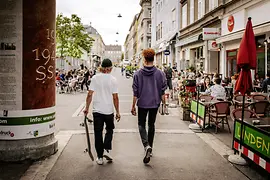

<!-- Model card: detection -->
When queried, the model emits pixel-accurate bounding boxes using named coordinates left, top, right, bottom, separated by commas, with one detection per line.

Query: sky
left=56, top=0, right=141, bottom=47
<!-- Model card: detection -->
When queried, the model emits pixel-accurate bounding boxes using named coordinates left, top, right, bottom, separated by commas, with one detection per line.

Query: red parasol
left=234, top=17, right=257, bottom=95
left=234, top=18, right=257, bottom=160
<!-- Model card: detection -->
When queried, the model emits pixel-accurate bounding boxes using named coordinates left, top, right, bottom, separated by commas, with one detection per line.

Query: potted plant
left=178, top=91, right=193, bottom=121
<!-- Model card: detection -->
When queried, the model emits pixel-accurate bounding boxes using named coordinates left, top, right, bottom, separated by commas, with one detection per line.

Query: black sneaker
left=143, top=146, right=152, bottom=164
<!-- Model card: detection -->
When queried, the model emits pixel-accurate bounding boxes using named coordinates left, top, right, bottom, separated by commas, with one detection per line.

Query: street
left=20, top=68, right=256, bottom=180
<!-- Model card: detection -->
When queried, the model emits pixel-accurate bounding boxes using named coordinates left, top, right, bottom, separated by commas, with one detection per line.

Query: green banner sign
left=0, top=113, right=55, bottom=126
left=234, top=121, right=270, bottom=159
left=191, top=100, right=205, bottom=118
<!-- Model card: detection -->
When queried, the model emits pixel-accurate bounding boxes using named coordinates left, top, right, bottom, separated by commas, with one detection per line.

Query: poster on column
left=0, top=0, right=56, bottom=140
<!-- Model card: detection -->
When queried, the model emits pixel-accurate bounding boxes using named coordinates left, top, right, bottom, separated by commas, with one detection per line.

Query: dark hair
left=215, top=78, right=222, bottom=84
left=142, top=48, right=155, bottom=62
left=204, top=76, right=210, bottom=81
left=267, top=72, right=270, bottom=77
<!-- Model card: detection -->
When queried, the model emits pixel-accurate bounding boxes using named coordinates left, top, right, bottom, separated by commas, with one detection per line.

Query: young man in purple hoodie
left=131, top=48, right=167, bottom=164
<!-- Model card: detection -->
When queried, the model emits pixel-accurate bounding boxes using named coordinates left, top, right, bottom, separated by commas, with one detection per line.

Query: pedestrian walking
left=131, top=48, right=167, bottom=164
left=81, top=67, right=90, bottom=91
left=84, top=59, right=121, bottom=165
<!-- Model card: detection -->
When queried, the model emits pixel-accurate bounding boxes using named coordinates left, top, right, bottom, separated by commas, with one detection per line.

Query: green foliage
left=56, top=14, right=94, bottom=59
left=125, top=65, right=139, bottom=72
left=121, top=53, right=124, bottom=61
left=188, top=66, right=195, bottom=72
left=178, top=91, right=193, bottom=108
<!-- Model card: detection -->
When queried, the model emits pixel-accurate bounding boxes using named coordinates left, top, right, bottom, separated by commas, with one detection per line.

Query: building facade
left=151, top=0, right=180, bottom=67
left=178, top=0, right=270, bottom=79
left=217, top=0, right=270, bottom=78
left=104, top=45, right=122, bottom=64
left=124, top=14, right=138, bottom=65
left=124, top=0, right=152, bottom=67
left=178, top=0, right=225, bottom=73
left=84, top=24, right=105, bottom=68
left=56, top=48, right=90, bottom=72
left=136, top=0, right=152, bottom=67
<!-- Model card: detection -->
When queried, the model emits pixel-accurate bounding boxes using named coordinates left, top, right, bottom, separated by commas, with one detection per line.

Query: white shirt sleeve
left=112, top=77, right=118, bottom=94
left=89, top=77, right=96, bottom=91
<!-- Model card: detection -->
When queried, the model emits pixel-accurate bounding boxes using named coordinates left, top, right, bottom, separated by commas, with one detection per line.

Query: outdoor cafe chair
left=231, top=108, right=260, bottom=120
left=247, top=100, right=270, bottom=118
left=251, top=94, right=267, bottom=101
left=233, top=94, right=246, bottom=109
left=209, top=101, right=232, bottom=133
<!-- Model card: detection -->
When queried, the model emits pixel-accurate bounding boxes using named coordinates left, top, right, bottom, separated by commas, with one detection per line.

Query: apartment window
left=149, top=24, right=152, bottom=33
left=156, top=25, right=158, bottom=41
left=182, top=4, right=187, bottom=28
left=148, top=39, right=151, bottom=48
left=198, top=0, right=204, bottom=19
left=209, top=0, right=218, bottom=11
left=160, top=22, right=163, bottom=39
left=172, top=8, right=176, bottom=29
left=149, top=9, right=152, bottom=17
left=190, top=0, right=194, bottom=24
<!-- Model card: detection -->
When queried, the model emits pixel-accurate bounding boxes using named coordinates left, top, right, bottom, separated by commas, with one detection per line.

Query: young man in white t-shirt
left=84, top=59, right=120, bottom=165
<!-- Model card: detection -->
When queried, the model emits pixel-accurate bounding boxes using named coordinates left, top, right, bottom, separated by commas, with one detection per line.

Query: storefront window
left=267, top=42, right=270, bottom=74
left=256, top=35, right=266, bottom=78
left=227, top=50, right=238, bottom=77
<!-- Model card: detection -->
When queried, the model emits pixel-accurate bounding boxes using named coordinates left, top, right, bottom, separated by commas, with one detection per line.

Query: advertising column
left=0, top=0, right=57, bottom=161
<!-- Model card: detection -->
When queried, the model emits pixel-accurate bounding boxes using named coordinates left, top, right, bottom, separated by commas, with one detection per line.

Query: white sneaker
left=143, top=146, right=152, bottom=164
left=103, top=150, right=113, bottom=161
left=96, top=158, right=103, bottom=165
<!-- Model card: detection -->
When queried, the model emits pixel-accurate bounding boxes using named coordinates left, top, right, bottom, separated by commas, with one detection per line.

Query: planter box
left=180, top=107, right=190, bottom=121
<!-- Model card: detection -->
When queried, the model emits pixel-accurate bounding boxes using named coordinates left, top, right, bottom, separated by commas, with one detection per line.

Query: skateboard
left=83, top=116, right=94, bottom=161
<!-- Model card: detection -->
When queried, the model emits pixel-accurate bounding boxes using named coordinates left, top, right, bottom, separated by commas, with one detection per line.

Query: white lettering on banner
left=0, top=120, right=7, bottom=124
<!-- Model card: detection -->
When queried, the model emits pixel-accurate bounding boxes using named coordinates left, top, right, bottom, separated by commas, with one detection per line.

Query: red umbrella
left=234, top=17, right=257, bottom=156
left=235, top=17, right=257, bottom=95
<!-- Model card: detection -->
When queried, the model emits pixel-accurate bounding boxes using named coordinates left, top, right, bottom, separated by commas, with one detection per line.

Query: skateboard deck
left=83, top=116, right=94, bottom=161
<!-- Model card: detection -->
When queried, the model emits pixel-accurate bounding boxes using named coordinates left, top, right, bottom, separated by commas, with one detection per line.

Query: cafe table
left=190, top=99, right=219, bottom=131
left=232, top=117, right=270, bottom=173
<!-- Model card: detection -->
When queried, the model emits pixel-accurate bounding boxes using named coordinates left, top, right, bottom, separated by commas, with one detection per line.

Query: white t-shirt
left=89, top=74, right=118, bottom=115
left=205, top=84, right=226, bottom=100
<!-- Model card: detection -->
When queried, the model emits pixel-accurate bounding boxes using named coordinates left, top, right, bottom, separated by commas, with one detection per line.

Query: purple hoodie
left=132, top=66, right=167, bottom=109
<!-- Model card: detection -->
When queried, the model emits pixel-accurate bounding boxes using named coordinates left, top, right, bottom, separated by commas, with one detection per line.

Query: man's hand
left=116, top=113, right=121, bottom=122
left=131, top=106, right=136, bottom=116
left=83, top=109, right=88, bottom=116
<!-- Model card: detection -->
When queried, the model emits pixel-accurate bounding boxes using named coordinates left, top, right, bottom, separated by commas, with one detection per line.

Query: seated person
left=69, top=75, right=78, bottom=88
left=261, top=72, right=270, bottom=93
left=205, top=78, right=226, bottom=100
left=200, top=76, right=213, bottom=92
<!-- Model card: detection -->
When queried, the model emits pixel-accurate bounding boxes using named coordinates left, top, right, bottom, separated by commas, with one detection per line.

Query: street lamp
left=117, top=14, right=122, bottom=18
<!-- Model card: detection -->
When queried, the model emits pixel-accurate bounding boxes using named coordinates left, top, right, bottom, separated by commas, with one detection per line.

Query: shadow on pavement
left=0, top=160, right=32, bottom=180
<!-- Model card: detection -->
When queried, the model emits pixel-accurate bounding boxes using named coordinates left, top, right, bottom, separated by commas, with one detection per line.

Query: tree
left=56, top=14, right=94, bottom=60
left=121, top=52, right=124, bottom=61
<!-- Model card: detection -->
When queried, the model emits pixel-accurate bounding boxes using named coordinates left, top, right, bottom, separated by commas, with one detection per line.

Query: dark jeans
left=138, top=107, right=159, bottom=148
left=93, top=113, right=115, bottom=158
left=81, top=78, right=89, bottom=91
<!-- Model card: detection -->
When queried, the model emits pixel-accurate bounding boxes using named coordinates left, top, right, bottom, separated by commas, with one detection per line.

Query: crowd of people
left=164, top=67, right=270, bottom=101
left=55, top=65, right=96, bottom=94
